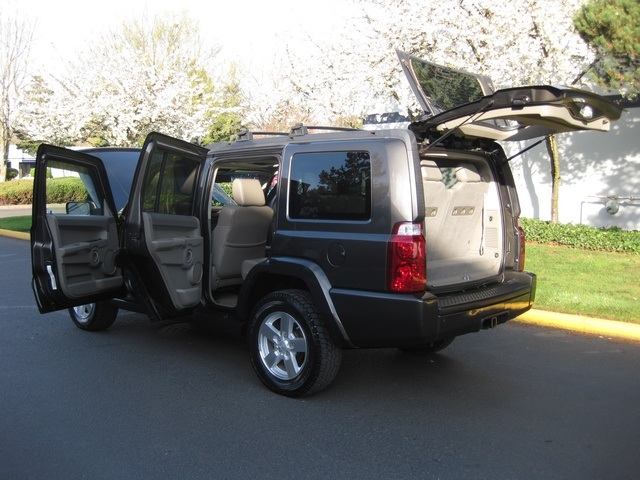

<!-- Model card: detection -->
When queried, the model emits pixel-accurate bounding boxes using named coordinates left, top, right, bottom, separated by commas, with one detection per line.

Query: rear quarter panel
left=272, top=132, right=422, bottom=292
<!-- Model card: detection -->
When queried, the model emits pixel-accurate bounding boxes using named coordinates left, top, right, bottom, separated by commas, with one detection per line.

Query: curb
left=516, top=309, right=640, bottom=342
left=0, top=228, right=29, bottom=241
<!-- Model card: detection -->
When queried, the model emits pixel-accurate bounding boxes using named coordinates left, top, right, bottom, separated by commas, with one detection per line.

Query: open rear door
left=397, top=49, right=624, bottom=142
left=31, top=146, right=123, bottom=313
left=122, top=132, right=208, bottom=317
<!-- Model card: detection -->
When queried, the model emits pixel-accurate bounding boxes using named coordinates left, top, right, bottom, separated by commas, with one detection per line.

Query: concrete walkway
left=3, top=209, right=639, bottom=343
left=0, top=205, right=31, bottom=218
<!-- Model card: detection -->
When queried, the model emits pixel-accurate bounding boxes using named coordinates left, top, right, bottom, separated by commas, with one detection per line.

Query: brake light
left=387, top=222, right=426, bottom=292
left=516, top=218, right=526, bottom=271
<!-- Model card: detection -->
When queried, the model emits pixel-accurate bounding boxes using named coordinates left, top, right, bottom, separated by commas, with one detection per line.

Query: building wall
left=7, top=145, right=35, bottom=178
left=504, top=106, right=640, bottom=230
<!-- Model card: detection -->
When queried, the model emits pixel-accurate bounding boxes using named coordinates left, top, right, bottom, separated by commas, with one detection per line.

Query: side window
left=45, top=160, right=104, bottom=216
left=141, top=150, right=200, bottom=215
left=288, top=151, right=371, bottom=221
left=440, top=167, right=458, bottom=189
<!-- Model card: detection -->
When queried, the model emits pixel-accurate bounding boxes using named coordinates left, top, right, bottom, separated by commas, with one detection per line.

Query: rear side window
left=142, top=151, right=200, bottom=215
left=288, top=151, right=371, bottom=221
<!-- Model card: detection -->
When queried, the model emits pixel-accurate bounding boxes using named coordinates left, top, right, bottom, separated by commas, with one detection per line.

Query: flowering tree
left=19, top=12, right=222, bottom=148
left=0, top=8, right=34, bottom=181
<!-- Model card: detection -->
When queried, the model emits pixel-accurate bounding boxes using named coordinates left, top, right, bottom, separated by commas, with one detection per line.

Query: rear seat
left=421, top=160, right=451, bottom=261
left=438, top=163, right=489, bottom=258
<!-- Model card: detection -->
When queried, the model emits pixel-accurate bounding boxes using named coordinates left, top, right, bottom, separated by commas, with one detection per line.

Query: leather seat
left=211, top=178, right=274, bottom=289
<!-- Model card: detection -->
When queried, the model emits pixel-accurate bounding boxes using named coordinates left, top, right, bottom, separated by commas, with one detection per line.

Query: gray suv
left=31, top=52, right=623, bottom=396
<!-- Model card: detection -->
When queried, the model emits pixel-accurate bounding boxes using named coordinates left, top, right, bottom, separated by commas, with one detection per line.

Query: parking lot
left=1, top=235, right=639, bottom=479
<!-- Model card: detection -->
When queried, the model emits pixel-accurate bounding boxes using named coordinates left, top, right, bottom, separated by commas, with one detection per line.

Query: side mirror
left=66, top=201, right=95, bottom=215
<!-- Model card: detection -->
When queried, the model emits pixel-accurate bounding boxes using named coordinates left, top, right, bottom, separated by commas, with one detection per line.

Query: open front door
left=122, top=132, right=208, bottom=317
left=31, top=146, right=123, bottom=313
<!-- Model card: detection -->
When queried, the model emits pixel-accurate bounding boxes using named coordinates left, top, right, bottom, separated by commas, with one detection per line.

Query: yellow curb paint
left=517, top=310, right=640, bottom=342
left=0, top=229, right=29, bottom=241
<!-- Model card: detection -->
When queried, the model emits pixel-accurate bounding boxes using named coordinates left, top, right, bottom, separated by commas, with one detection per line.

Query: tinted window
left=410, top=58, right=485, bottom=114
left=142, top=150, right=200, bottom=215
left=289, top=151, right=371, bottom=221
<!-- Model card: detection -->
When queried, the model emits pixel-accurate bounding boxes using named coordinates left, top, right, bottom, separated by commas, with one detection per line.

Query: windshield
left=86, top=149, right=140, bottom=212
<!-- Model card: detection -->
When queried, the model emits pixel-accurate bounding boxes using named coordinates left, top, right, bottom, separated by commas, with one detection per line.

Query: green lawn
left=525, top=243, right=640, bottom=323
left=0, top=215, right=30, bottom=232
left=2, top=214, right=638, bottom=323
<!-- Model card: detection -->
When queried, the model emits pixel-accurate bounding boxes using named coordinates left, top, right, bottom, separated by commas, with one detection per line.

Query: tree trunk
left=546, top=134, right=560, bottom=224
left=0, top=135, right=9, bottom=183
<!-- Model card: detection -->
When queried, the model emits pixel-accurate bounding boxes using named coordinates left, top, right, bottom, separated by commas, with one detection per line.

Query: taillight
left=387, top=222, right=426, bottom=292
left=516, top=218, right=526, bottom=271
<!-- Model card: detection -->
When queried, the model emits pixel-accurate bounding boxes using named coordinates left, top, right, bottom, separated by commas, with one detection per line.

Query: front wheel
left=248, top=289, right=342, bottom=397
left=68, top=301, right=118, bottom=331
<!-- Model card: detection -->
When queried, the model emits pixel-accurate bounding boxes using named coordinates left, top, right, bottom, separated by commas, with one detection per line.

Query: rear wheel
left=68, top=301, right=118, bottom=331
left=248, top=289, right=342, bottom=397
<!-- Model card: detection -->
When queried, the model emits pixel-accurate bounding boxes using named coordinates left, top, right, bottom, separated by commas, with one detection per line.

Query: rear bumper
left=330, top=271, right=536, bottom=348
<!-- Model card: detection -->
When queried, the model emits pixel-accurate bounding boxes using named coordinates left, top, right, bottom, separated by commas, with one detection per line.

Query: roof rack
left=290, top=123, right=361, bottom=136
left=235, top=123, right=361, bottom=142
left=236, top=127, right=288, bottom=142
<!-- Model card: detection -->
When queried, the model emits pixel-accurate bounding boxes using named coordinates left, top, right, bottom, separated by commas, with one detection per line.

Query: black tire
left=248, top=289, right=342, bottom=397
left=400, top=337, right=455, bottom=355
left=68, top=301, right=118, bottom=331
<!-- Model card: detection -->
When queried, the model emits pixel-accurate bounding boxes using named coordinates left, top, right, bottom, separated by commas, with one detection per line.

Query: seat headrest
left=455, top=164, right=482, bottom=183
left=232, top=178, right=265, bottom=206
left=421, top=160, right=443, bottom=182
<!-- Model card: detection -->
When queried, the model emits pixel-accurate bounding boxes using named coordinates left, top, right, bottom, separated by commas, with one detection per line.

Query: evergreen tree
left=574, top=0, right=640, bottom=98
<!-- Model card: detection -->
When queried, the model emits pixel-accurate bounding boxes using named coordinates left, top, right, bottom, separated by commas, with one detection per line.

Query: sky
left=11, top=0, right=359, bottom=75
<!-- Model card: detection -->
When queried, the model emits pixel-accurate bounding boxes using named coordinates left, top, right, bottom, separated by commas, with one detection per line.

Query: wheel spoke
left=263, top=350, right=280, bottom=369
left=279, top=313, right=294, bottom=336
left=284, top=354, right=302, bottom=378
left=259, top=320, right=280, bottom=339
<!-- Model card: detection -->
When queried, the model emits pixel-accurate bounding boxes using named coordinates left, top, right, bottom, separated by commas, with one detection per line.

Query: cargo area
left=420, top=154, right=504, bottom=289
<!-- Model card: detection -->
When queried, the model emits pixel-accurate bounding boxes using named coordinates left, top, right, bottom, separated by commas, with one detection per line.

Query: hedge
left=0, top=178, right=86, bottom=205
left=0, top=179, right=34, bottom=205
left=520, top=217, right=640, bottom=254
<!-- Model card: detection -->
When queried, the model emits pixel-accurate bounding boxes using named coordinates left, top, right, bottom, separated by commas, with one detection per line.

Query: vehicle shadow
left=115, top=313, right=521, bottom=413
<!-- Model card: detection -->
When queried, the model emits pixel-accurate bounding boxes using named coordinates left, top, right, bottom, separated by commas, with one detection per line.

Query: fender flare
left=238, top=256, right=355, bottom=348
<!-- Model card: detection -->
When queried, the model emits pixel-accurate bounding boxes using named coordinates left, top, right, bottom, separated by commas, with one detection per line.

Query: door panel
left=47, top=214, right=122, bottom=298
left=143, top=212, right=203, bottom=309
left=31, top=145, right=122, bottom=313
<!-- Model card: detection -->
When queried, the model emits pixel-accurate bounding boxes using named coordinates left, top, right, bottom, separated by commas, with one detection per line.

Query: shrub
left=0, top=177, right=86, bottom=205
left=45, top=177, right=86, bottom=203
left=0, top=179, right=34, bottom=205
left=521, top=217, right=640, bottom=253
